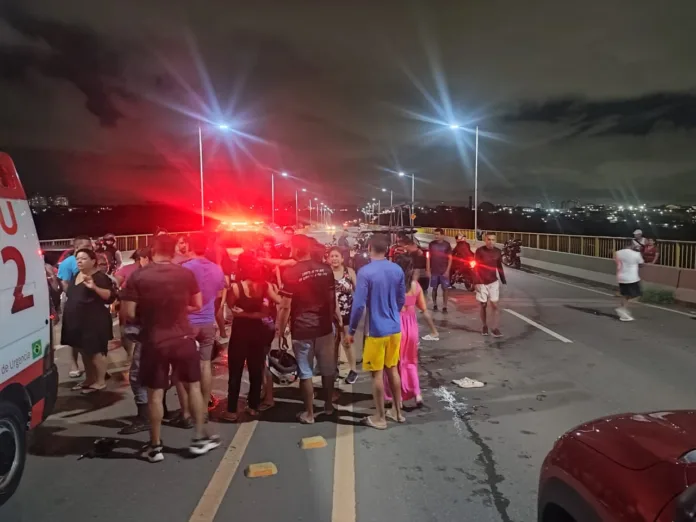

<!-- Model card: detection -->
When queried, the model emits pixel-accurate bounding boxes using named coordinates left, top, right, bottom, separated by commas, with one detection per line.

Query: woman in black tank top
left=221, top=253, right=280, bottom=422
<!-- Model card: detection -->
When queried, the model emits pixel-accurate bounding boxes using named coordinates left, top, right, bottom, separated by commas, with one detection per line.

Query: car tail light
left=469, top=260, right=477, bottom=268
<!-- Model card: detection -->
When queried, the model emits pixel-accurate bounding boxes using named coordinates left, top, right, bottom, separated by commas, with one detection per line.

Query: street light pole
left=474, top=125, right=479, bottom=236
left=198, top=126, right=205, bottom=228
left=270, top=174, right=275, bottom=224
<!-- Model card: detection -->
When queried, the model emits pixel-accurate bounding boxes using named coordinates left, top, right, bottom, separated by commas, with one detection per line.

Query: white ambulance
left=0, top=152, right=57, bottom=505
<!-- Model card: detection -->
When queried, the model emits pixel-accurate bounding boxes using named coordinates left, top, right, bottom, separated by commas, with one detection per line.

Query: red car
left=538, top=410, right=696, bottom=521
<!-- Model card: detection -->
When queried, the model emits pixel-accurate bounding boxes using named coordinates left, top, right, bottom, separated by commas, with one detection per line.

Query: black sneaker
left=344, top=370, right=358, bottom=385
left=141, top=441, right=164, bottom=463
left=433, top=305, right=439, bottom=311
left=442, top=307, right=448, bottom=314
left=482, top=326, right=489, bottom=336
left=190, top=435, right=221, bottom=456
left=491, top=329, right=503, bottom=338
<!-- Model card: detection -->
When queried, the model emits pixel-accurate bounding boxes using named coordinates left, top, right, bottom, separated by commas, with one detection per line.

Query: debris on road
left=452, top=377, right=485, bottom=389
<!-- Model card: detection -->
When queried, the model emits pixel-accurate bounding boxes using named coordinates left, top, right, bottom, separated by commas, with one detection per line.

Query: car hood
left=572, top=410, right=696, bottom=470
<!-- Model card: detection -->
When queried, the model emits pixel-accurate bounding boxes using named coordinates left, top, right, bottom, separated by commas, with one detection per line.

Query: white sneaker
left=615, top=308, right=634, bottom=322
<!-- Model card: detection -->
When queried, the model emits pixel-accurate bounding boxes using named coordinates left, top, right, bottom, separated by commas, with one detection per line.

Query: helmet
left=268, top=338, right=298, bottom=385
left=103, top=233, right=116, bottom=242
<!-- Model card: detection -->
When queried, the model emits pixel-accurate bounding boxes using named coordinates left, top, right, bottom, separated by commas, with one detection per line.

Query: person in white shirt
left=614, top=244, right=644, bottom=322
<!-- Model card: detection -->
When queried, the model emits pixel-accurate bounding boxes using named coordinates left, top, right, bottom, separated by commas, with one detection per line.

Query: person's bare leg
left=70, top=347, right=81, bottom=373
left=368, top=369, right=387, bottom=427
left=385, top=366, right=405, bottom=422
left=489, top=301, right=499, bottom=330
left=479, top=303, right=487, bottom=327
left=174, top=379, right=191, bottom=420
left=342, top=326, right=356, bottom=372
left=200, top=361, right=212, bottom=408
left=299, top=378, right=315, bottom=423
left=148, top=388, right=165, bottom=444
left=322, top=375, right=335, bottom=415
left=261, top=368, right=274, bottom=408
left=81, top=354, right=95, bottom=386
left=442, top=286, right=449, bottom=309
left=93, top=353, right=107, bottom=387
left=184, top=381, right=208, bottom=439
left=432, top=287, right=438, bottom=307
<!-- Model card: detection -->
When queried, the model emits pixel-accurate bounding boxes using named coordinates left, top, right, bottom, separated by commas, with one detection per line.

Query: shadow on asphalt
left=564, top=304, right=619, bottom=320
left=51, top=388, right=125, bottom=418
left=29, top=426, right=144, bottom=459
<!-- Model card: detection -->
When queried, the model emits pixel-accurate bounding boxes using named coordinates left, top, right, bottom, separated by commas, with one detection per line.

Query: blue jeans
left=129, top=342, right=148, bottom=405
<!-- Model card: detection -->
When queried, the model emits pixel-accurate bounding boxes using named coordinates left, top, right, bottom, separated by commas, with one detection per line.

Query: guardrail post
left=580, top=237, right=585, bottom=256
left=675, top=243, right=681, bottom=268
left=594, top=237, right=600, bottom=257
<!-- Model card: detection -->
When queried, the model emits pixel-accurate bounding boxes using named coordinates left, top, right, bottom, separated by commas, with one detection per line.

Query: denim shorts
left=430, top=274, right=450, bottom=288
left=292, top=333, right=335, bottom=379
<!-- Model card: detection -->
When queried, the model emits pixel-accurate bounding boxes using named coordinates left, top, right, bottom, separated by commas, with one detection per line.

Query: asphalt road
left=4, top=232, right=696, bottom=522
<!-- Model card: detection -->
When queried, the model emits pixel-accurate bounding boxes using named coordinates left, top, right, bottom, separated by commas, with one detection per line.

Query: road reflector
left=301, top=436, right=327, bottom=450
left=245, top=462, right=277, bottom=478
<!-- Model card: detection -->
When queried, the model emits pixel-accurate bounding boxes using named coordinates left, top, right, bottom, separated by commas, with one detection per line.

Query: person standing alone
left=614, top=243, right=644, bottom=322
left=474, top=232, right=507, bottom=337
left=346, top=234, right=406, bottom=429
left=426, top=228, right=452, bottom=312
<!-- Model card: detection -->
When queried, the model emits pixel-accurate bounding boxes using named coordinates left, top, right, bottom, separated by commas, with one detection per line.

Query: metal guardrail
left=417, top=228, right=696, bottom=270
left=39, top=232, right=198, bottom=254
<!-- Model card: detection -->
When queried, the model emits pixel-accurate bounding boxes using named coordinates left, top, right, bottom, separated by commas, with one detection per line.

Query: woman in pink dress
left=385, top=254, right=439, bottom=412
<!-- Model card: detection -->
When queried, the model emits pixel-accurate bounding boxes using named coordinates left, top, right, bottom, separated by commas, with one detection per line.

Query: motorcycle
left=450, top=258, right=477, bottom=291
left=502, top=239, right=522, bottom=269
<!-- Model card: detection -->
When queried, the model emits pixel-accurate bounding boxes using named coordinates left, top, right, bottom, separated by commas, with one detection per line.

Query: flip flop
left=81, top=385, right=106, bottom=395
left=361, top=416, right=387, bottom=430
left=386, top=411, right=406, bottom=423
left=71, top=382, right=88, bottom=391
left=296, top=412, right=315, bottom=425
left=219, top=412, right=239, bottom=423
left=258, top=403, right=275, bottom=412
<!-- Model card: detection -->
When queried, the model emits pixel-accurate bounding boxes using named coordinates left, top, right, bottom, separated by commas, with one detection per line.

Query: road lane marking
left=526, top=272, right=695, bottom=318
left=332, top=384, right=356, bottom=522
left=504, top=309, right=573, bottom=343
left=188, top=420, right=258, bottom=522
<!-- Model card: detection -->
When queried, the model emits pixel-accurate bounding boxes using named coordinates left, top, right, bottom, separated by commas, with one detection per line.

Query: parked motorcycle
left=502, top=238, right=522, bottom=269
left=450, top=258, right=477, bottom=291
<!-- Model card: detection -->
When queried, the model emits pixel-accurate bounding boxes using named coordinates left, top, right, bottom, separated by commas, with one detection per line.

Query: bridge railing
left=39, top=232, right=198, bottom=254
left=417, top=228, right=696, bottom=270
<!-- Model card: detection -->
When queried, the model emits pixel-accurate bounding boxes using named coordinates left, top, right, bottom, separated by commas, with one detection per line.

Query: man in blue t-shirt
left=346, top=234, right=406, bottom=430
left=178, top=233, right=226, bottom=425
left=57, top=235, right=93, bottom=289
left=427, top=228, right=453, bottom=313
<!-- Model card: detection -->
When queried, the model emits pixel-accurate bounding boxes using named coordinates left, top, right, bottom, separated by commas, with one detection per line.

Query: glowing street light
left=449, top=123, right=461, bottom=130
left=217, top=123, right=230, bottom=130
left=449, top=124, right=480, bottom=234
left=382, top=187, right=393, bottom=207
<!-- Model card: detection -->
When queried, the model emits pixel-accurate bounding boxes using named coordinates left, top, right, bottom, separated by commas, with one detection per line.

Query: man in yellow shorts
left=346, top=234, right=406, bottom=429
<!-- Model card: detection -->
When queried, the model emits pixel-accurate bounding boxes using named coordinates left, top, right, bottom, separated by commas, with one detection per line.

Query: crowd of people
left=51, top=226, right=456, bottom=461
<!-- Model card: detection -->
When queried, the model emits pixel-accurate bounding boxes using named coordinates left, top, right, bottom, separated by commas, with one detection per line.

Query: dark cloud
left=505, top=92, right=696, bottom=137
left=0, top=2, right=134, bottom=126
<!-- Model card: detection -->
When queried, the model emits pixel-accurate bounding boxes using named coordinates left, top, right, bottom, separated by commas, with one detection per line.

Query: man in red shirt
left=474, top=232, right=507, bottom=337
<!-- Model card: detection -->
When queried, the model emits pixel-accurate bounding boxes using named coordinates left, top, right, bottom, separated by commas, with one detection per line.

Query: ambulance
left=0, top=153, right=58, bottom=505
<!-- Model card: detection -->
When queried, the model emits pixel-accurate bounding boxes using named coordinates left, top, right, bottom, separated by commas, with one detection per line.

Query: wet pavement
left=4, top=236, right=696, bottom=521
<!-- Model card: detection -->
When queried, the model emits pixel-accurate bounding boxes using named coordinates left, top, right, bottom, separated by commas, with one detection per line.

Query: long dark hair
left=237, top=252, right=266, bottom=298
left=395, top=253, right=414, bottom=288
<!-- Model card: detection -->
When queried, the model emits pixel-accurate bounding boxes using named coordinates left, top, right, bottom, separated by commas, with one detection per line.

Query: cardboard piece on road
left=301, top=436, right=327, bottom=450
left=245, top=462, right=278, bottom=478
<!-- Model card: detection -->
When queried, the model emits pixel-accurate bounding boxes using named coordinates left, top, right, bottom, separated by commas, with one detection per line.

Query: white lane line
left=526, top=272, right=695, bottom=318
left=332, top=384, right=356, bottom=522
left=188, top=420, right=259, bottom=522
left=504, top=308, right=573, bottom=343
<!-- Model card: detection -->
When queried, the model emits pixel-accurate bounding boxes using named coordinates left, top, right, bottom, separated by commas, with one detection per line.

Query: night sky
left=2, top=0, right=696, bottom=207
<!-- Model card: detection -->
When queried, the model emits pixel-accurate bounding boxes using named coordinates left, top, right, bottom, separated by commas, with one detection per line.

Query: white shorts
left=475, top=280, right=500, bottom=303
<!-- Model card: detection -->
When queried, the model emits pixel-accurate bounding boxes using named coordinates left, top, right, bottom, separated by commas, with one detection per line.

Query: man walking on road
left=122, top=235, right=220, bottom=462
left=427, top=228, right=452, bottom=313
left=347, top=234, right=406, bottom=429
left=474, top=232, right=507, bottom=337
left=614, top=243, right=644, bottom=322
left=276, top=234, right=336, bottom=424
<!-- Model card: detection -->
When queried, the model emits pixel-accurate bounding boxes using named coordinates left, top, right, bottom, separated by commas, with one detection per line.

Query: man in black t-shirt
left=122, top=235, right=220, bottom=462
left=427, top=229, right=453, bottom=312
left=277, top=234, right=336, bottom=424
left=474, top=232, right=507, bottom=338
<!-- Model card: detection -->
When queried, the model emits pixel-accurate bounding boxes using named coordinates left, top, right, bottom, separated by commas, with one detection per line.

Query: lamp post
left=197, top=123, right=230, bottom=228
left=449, top=124, right=480, bottom=234
left=399, top=171, right=415, bottom=227
left=295, top=188, right=306, bottom=226
left=382, top=187, right=393, bottom=207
